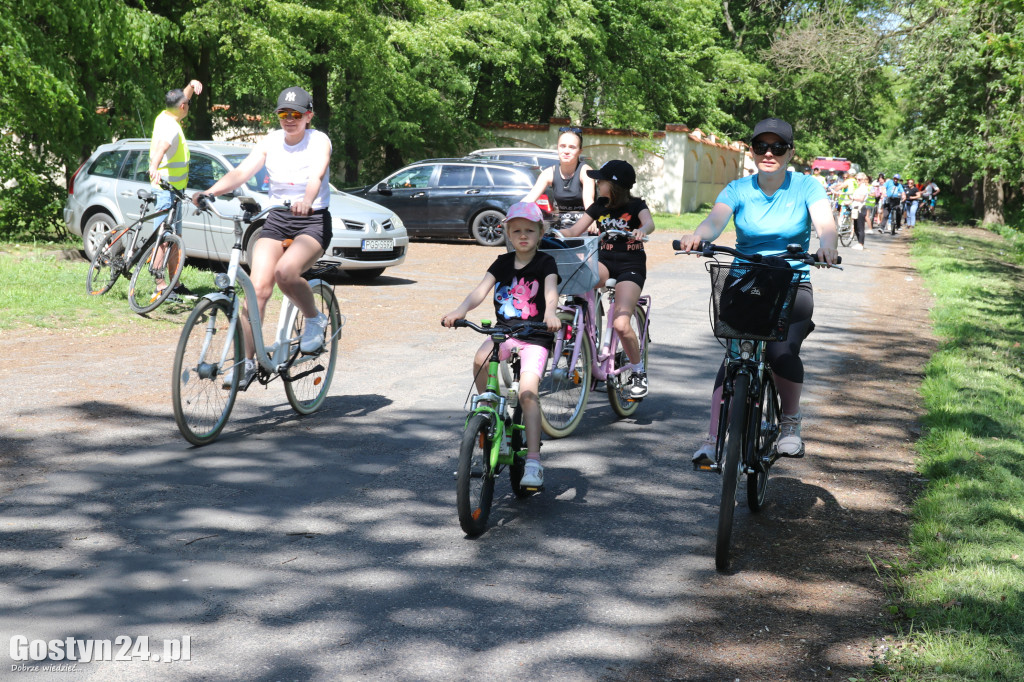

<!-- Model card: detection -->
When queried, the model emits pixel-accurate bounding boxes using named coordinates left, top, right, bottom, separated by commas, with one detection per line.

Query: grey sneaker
left=300, top=313, right=329, bottom=354
left=521, top=460, right=544, bottom=487
left=777, top=413, right=805, bottom=458
left=223, top=360, right=257, bottom=391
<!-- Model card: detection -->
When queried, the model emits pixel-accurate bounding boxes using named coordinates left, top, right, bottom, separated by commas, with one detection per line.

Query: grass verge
left=0, top=242, right=214, bottom=331
left=874, top=223, right=1024, bottom=680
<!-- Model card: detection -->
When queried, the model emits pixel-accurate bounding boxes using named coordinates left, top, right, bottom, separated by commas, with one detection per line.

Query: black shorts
left=260, top=209, right=333, bottom=251
left=599, top=250, right=646, bottom=288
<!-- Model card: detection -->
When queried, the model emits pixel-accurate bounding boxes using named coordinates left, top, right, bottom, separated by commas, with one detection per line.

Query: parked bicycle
left=86, top=181, right=189, bottom=313
left=538, top=229, right=652, bottom=438
left=673, top=239, right=840, bottom=571
left=172, top=195, right=342, bottom=446
left=452, top=319, right=548, bottom=536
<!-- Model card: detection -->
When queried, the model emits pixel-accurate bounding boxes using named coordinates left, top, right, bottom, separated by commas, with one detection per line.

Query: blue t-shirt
left=716, top=171, right=827, bottom=275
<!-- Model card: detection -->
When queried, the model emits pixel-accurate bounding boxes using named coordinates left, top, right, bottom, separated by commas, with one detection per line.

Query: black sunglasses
left=558, top=126, right=582, bottom=134
left=751, top=140, right=791, bottom=156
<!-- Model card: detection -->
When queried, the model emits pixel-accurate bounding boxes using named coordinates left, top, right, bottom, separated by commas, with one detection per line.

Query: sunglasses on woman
left=751, top=140, right=792, bottom=156
left=277, top=111, right=304, bottom=120
left=558, top=126, right=582, bottom=134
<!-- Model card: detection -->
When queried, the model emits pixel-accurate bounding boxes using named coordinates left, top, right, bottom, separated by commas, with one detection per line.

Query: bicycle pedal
left=692, top=462, right=719, bottom=473
left=777, top=445, right=806, bottom=459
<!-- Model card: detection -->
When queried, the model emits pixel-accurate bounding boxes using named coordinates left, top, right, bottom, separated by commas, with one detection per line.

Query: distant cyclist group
left=810, top=167, right=939, bottom=249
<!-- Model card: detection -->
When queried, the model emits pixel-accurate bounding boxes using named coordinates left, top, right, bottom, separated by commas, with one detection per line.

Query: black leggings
left=714, top=282, right=814, bottom=388
left=854, top=208, right=866, bottom=245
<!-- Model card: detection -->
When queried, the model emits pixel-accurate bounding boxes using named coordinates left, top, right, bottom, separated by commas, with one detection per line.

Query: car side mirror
left=376, top=182, right=392, bottom=196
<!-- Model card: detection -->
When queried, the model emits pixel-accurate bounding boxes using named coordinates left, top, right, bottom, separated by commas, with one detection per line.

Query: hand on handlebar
left=674, top=233, right=705, bottom=253
left=291, top=199, right=312, bottom=216
left=191, top=192, right=214, bottom=209
left=815, top=246, right=840, bottom=266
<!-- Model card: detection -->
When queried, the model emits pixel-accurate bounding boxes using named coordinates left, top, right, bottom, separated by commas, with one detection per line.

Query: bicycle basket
left=707, top=261, right=800, bottom=341
left=540, top=236, right=600, bottom=296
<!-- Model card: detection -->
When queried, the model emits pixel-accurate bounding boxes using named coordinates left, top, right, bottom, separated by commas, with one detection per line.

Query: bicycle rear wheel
left=128, top=233, right=185, bottom=314
left=716, top=372, right=748, bottom=572
left=539, top=310, right=593, bottom=438
left=283, top=283, right=341, bottom=415
left=86, top=233, right=124, bottom=296
left=607, top=305, right=648, bottom=418
left=838, top=211, right=853, bottom=247
left=172, top=298, right=242, bottom=446
left=747, top=373, right=780, bottom=512
left=457, top=413, right=496, bottom=535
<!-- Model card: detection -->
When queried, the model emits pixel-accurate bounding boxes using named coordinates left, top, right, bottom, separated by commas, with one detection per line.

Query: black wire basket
left=707, top=261, right=801, bottom=342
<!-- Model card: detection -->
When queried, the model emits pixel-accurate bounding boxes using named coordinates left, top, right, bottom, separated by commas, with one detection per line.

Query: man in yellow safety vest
left=147, top=79, right=202, bottom=299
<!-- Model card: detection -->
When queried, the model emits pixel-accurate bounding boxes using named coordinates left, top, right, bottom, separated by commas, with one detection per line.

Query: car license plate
left=361, top=238, right=394, bottom=252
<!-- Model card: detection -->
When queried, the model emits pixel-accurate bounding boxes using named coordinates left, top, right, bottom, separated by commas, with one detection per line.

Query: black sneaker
left=173, top=283, right=197, bottom=299
left=628, top=371, right=648, bottom=399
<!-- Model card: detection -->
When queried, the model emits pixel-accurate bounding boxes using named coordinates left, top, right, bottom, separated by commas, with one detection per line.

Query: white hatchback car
left=64, top=139, right=408, bottom=281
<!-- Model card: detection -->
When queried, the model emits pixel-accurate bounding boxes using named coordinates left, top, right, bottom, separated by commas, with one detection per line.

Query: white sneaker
left=300, top=313, right=329, bottom=354
left=521, top=460, right=544, bottom=487
left=777, top=413, right=805, bottom=457
left=692, top=437, right=716, bottom=466
left=851, top=242, right=864, bottom=250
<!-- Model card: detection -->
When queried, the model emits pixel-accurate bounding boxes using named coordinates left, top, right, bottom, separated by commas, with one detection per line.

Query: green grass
left=873, top=223, right=1024, bottom=680
left=0, top=242, right=214, bottom=331
left=652, top=211, right=708, bottom=232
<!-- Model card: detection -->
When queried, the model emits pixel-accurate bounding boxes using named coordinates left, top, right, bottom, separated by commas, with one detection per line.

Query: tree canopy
left=2, top=0, right=1022, bottom=235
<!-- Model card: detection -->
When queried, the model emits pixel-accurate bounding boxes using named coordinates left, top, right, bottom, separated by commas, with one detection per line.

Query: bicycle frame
left=552, top=284, right=651, bottom=385
left=468, top=337, right=525, bottom=474
left=711, top=339, right=778, bottom=474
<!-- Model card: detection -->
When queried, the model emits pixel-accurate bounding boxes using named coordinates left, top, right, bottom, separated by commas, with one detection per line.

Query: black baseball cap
left=587, top=160, right=636, bottom=189
left=276, top=86, right=313, bottom=113
left=750, top=118, right=794, bottom=146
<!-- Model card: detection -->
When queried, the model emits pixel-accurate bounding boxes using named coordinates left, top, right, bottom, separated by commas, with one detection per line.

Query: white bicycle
left=172, top=195, right=343, bottom=446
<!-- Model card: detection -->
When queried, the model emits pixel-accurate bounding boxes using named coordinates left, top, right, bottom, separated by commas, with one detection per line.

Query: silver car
left=64, top=139, right=408, bottom=281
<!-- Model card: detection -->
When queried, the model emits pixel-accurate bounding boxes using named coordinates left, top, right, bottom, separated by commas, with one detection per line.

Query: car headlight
left=389, top=213, right=405, bottom=230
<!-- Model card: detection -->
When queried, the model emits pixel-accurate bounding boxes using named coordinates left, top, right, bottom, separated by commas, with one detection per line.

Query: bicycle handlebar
left=671, top=239, right=842, bottom=268
left=445, top=319, right=551, bottom=339
left=194, top=194, right=290, bottom=224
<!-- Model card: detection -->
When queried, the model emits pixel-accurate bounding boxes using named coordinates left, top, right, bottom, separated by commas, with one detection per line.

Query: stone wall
left=480, top=118, right=748, bottom=214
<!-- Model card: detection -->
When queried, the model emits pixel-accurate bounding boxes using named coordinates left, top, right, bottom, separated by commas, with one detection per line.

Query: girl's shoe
left=521, top=460, right=544, bottom=487
left=692, top=437, right=716, bottom=467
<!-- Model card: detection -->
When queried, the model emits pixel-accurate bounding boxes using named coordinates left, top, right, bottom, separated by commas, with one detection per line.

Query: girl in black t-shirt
left=442, top=202, right=560, bottom=488
left=561, top=160, right=656, bottom=399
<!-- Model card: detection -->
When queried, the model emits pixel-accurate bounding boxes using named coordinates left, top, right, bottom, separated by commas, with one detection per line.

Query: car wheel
left=82, top=212, right=117, bottom=261
left=347, top=268, right=385, bottom=282
left=471, top=210, right=506, bottom=247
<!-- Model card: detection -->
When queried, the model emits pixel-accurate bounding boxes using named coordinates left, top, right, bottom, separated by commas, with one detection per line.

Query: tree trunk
left=191, top=44, right=214, bottom=140
left=982, top=174, right=1004, bottom=225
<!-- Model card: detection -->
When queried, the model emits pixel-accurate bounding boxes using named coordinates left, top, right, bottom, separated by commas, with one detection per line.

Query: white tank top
left=258, top=129, right=332, bottom=210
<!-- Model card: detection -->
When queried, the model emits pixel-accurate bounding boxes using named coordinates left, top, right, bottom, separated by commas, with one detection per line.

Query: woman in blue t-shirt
left=676, top=118, right=839, bottom=465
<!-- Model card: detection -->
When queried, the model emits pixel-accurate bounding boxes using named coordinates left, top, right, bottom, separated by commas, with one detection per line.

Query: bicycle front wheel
left=128, top=233, right=185, bottom=314
left=283, top=282, right=341, bottom=415
left=172, top=298, right=242, bottom=446
left=748, top=373, right=780, bottom=512
left=716, top=372, right=748, bottom=572
left=539, top=311, right=593, bottom=438
left=457, top=413, right=496, bottom=536
left=86, top=233, right=124, bottom=296
left=607, top=304, right=649, bottom=418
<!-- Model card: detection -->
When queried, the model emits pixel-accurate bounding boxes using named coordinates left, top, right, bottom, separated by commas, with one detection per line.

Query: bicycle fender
left=200, top=292, right=234, bottom=306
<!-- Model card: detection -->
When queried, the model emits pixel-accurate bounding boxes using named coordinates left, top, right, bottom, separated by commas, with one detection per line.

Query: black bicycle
left=673, top=239, right=840, bottom=571
left=86, top=181, right=189, bottom=314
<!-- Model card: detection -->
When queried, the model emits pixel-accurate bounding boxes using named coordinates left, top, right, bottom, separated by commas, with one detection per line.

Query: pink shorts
left=494, top=338, right=550, bottom=378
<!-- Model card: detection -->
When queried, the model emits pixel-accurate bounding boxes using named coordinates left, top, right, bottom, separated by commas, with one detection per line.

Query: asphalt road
left=0, top=230, right=891, bottom=681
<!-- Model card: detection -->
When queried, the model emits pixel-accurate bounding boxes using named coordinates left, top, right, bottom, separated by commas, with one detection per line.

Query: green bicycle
left=450, top=319, right=548, bottom=536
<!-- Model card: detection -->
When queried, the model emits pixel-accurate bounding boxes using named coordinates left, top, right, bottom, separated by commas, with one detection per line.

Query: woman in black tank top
left=523, top=128, right=596, bottom=223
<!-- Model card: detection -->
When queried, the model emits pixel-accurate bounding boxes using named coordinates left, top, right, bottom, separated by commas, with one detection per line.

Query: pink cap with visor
left=503, top=201, right=543, bottom=224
